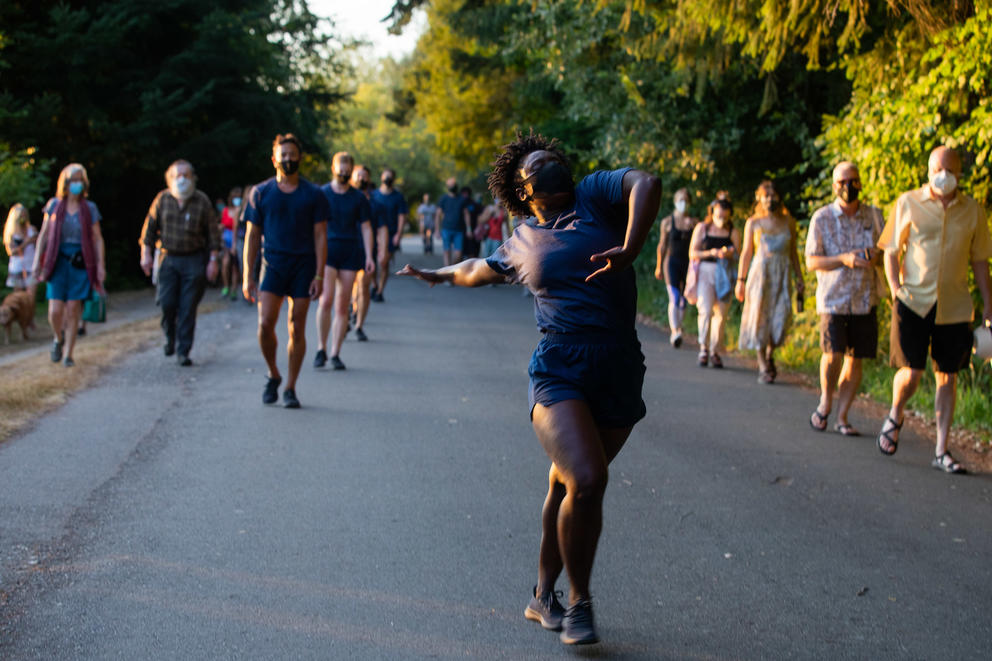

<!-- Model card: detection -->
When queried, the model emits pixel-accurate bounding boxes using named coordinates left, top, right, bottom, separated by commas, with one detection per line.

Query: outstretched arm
left=587, top=169, right=662, bottom=281
left=397, top=258, right=505, bottom=288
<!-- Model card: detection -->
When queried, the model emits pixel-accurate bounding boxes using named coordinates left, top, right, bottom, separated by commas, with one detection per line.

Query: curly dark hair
left=487, top=130, right=570, bottom=218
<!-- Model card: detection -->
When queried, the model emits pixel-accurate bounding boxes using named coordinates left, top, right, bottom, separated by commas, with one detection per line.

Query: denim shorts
left=528, top=331, right=647, bottom=429
left=260, top=251, right=316, bottom=299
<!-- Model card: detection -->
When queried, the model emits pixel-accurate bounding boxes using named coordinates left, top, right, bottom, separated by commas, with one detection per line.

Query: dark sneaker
left=262, top=376, right=281, bottom=404
left=76, top=326, right=86, bottom=337
left=164, top=343, right=175, bottom=357
left=330, top=355, right=346, bottom=370
left=372, top=292, right=384, bottom=303
left=178, top=355, right=193, bottom=367
left=524, top=586, right=564, bottom=631
left=64, top=357, right=75, bottom=368
left=560, top=599, right=599, bottom=645
left=51, top=339, right=63, bottom=363
left=282, top=388, right=301, bottom=409
left=313, top=349, right=327, bottom=368
left=355, top=327, right=368, bottom=342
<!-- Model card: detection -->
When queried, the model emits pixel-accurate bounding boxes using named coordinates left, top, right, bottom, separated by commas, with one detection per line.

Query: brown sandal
left=876, top=416, right=902, bottom=456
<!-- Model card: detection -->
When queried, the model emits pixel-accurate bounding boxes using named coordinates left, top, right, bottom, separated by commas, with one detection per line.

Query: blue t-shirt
left=44, top=198, right=101, bottom=246
left=245, top=177, right=328, bottom=256
left=320, top=184, right=372, bottom=242
left=437, top=193, right=466, bottom=232
left=371, top=189, right=408, bottom=234
left=486, top=168, right=635, bottom=335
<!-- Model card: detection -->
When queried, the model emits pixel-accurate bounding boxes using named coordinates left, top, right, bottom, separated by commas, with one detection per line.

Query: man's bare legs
left=329, top=270, right=357, bottom=358
left=257, top=291, right=284, bottom=382
left=879, top=366, right=923, bottom=453
left=285, top=296, right=310, bottom=391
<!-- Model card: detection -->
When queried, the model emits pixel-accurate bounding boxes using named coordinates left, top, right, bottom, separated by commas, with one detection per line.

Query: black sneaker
left=51, top=339, right=63, bottom=363
left=524, top=586, right=564, bottom=631
left=178, top=355, right=193, bottom=367
left=64, top=357, right=75, bottom=368
left=559, top=599, right=599, bottom=645
left=76, top=326, right=86, bottom=337
left=330, top=355, right=346, bottom=370
left=164, top=343, right=175, bottom=357
left=355, top=327, right=368, bottom=342
left=282, top=388, right=300, bottom=409
left=372, top=292, right=384, bottom=303
left=262, top=376, right=281, bottom=404
left=313, top=349, right=327, bottom=368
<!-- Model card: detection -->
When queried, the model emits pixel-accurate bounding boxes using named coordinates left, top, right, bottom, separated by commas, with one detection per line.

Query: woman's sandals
left=932, top=452, right=966, bottom=474
left=876, top=416, right=902, bottom=456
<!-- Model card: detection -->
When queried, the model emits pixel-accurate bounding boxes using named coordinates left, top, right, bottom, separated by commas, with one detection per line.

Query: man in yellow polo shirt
left=876, top=146, right=992, bottom=473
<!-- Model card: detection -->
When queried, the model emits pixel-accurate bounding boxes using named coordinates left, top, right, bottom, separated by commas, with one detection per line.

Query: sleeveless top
left=667, top=215, right=693, bottom=257
left=700, top=224, right=733, bottom=262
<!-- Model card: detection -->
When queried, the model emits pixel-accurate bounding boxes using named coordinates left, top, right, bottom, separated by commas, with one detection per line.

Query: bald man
left=876, top=146, right=992, bottom=473
left=805, top=162, right=884, bottom=436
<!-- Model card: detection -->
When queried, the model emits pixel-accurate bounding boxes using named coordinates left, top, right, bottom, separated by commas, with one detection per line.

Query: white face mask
left=172, top=175, right=194, bottom=200
left=674, top=200, right=687, bottom=213
left=929, top=170, right=957, bottom=196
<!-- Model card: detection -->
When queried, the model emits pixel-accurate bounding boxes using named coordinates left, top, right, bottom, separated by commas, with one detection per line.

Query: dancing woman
left=399, top=132, right=660, bottom=645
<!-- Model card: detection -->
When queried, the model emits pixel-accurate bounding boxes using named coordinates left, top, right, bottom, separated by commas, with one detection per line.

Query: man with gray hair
left=876, top=146, right=992, bottom=473
left=805, top=161, right=884, bottom=436
left=139, top=160, right=221, bottom=366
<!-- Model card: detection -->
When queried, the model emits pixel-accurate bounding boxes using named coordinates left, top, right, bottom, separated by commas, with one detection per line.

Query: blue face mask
left=232, top=197, right=242, bottom=207
left=69, top=181, right=85, bottom=196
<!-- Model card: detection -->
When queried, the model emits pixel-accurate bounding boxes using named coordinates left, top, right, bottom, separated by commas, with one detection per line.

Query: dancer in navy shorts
left=399, top=131, right=661, bottom=646
left=314, top=152, right=375, bottom=370
left=243, top=134, right=328, bottom=408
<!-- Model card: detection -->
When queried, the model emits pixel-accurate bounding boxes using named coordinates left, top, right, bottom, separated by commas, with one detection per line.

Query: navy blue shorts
left=528, top=332, right=647, bottom=429
left=326, top=239, right=363, bottom=272
left=260, top=251, right=316, bottom=299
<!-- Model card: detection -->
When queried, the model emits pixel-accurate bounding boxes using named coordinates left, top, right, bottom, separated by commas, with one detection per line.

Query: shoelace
left=565, top=599, right=593, bottom=627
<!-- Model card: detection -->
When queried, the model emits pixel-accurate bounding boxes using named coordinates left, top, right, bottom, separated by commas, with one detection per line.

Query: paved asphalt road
left=1, top=243, right=990, bottom=659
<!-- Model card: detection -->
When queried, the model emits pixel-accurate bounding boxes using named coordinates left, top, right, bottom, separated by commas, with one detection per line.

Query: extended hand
left=586, top=245, right=635, bottom=282
left=397, top=264, right=446, bottom=287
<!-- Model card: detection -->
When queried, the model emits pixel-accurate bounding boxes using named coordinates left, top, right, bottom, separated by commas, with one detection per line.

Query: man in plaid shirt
left=140, top=160, right=221, bottom=366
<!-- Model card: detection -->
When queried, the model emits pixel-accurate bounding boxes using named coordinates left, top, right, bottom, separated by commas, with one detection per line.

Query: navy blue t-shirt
left=371, top=189, right=408, bottom=234
left=245, top=177, right=328, bottom=256
left=437, top=193, right=466, bottom=232
left=321, top=184, right=372, bottom=242
left=486, top=168, right=635, bottom=334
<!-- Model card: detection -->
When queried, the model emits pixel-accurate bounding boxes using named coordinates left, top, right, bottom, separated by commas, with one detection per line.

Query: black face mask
left=448, top=185, right=458, bottom=194
left=524, top=160, right=573, bottom=198
left=336, top=172, right=351, bottom=184
left=356, top=179, right=370, bottom=190
left=838, top=182, right=860, bottom=203
left=280, top=159, right=300, bottom=175
left=383, top=176, right=394, bottom=187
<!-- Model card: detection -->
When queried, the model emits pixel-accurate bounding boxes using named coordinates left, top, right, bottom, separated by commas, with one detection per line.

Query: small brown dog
left=0, top=290, right=36, bottom=344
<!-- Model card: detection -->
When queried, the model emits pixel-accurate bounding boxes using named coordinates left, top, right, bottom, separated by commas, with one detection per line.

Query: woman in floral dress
left=735, top=180, right=804, bottom=383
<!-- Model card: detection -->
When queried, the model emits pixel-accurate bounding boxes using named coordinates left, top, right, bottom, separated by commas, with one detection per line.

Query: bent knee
left=567, top=467, right=608, bottom=501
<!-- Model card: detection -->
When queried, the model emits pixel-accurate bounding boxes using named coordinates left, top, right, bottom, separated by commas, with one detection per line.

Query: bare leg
left=257, top=292, right=284, bottom=381
left=933, top=371, right=956, bottom=456
left=62, top=300, right=82, bottom=360
left=532, top=399, right=631, bottom=606
left=330, top=270, right=357, bottom=356
left=285, top=297, right=310, bottom=391
left=354, top=270, right=372, bottom=330
left=835, top=356, right=863, bottom=426
left=316, top=266, right=338, bottom=352
left=48, top=300, right=65, bottom=342
left=818, top=352, right=843, bottom=415
left=375, top=226, right=389, bottom=292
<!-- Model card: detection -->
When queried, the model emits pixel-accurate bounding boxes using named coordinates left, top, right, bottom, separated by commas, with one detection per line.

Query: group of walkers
left=417, top=180, right=511, bottom=267
left=656, top=147, right=992, bottom=477
left=4, top=129, right=990, bottom=649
